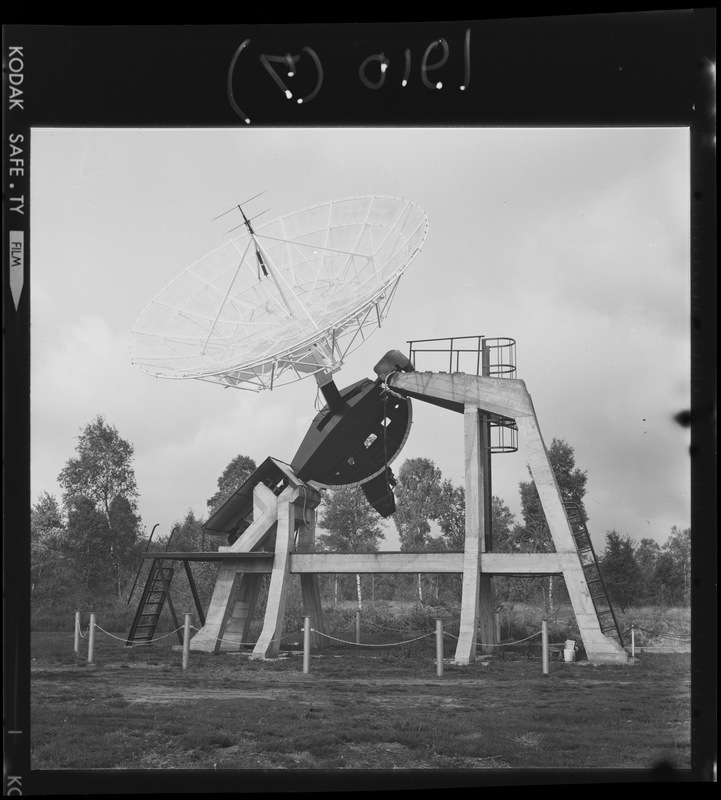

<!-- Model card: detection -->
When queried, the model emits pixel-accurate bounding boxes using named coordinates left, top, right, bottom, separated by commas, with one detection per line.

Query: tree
left=207, top=454, right=257, bottom=515
left=601, top=530, right=642, bottom=612
left=318, top=485, right=384, bottom=608
left=515, top=438, right=589, bottom=612
left=648, top=526, right=690, bottom=607
left=652, top=552, right=683, bottom=606
left=57, top=415, right=142, bottom=601
left=436, top=480, right=465, bottom=551
left=516, top=438, right=589, bottom=553
left=491, top=496, right=517, bottom=552
left=664, top=526, right=691, bottom=605
left=107, top=495, right=145, bottom=597
left=31, top=492, right=69, bottom=602
left=64, top=495, right=113, bottom=599
left=167, top=508, right=206, bottom=551
left=635, top=537, right=662, bottom=603
left=161, top=509, right=217, bottom=619
left=435, top=481, right=517, bottom=554
left=393, top=458, right=443, bottom=602
left=58, top=415, right=139, bottom=518
left=394, top=458, right=443, bottom=551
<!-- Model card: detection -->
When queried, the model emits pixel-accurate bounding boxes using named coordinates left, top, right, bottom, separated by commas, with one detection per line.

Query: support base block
left=585, top=650, right=630, bottom=665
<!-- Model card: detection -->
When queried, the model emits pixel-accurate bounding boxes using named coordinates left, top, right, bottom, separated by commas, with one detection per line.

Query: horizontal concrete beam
left=150, top=550, right=580, bottom=575
left=291, top=552, right=463, bottom=573
left=145, top=552, right=274, bottom=570
left=289, top=551, right=578, bottom=575
left=483, top=552, right=579, bottom=574
left=389, top=372, right=534, bottom=419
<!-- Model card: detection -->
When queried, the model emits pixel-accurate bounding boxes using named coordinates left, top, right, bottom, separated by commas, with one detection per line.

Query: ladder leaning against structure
left=126, top=527, right=183, bottom=646
left=564, top=502, right=625, bottom=648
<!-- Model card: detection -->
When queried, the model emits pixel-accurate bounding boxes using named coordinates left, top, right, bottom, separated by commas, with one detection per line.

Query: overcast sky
left=30, top=126, right=690, bottom=551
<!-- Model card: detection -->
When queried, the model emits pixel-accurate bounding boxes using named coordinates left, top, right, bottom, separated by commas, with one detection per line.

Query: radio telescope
left=130, top=195, right=428, bottom=393
left=127, top=194, right=629, bottom=667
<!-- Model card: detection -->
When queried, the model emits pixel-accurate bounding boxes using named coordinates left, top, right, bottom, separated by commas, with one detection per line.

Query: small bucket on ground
left=564, top=639, right=576, bottom=662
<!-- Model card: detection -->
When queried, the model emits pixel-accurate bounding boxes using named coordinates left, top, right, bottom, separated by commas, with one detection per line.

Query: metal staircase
left=564, top=502, right=625, bottom=647
left=126, top=527, right=182, bottom=646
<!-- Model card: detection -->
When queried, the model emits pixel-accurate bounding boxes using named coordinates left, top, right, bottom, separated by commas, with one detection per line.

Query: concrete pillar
left=455, top=406, right=493, bottom=664
left=225, top=483, right=279, bottom=553
left=252, top=489, right=296, bottom=659
left=189, top=562, right=244, bottom=653
left=296, top=502, right=326, bottom=651
left=190, top=481, right=279, bottom=653
left=218, top=573, right=263, bottom=652
left=477, top=343, right=497, bottom=656
left=477, top=574, right=496, bottom=655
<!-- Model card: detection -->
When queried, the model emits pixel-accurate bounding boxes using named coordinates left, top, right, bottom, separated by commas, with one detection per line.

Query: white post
left=74, top=611, right=81, bottom=655
left=631, top=624, right=635, bottom=658
left=182, top=614, right=191, bottom=670
left=541, top=618, right=549, bottom=676
left=436, top=619, right=444, bottom=677
left=88, top=613, right=96, bottom=665
left=355, top=609, right=362, bottom=645
left=303, top=616, right=311, bottom=674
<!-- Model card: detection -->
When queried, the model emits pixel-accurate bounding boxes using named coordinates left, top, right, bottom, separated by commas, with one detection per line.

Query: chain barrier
left=106, top=623, right=544, bottom=651
left=97, top=624, right=185, bottom=644
left=83, top=618, right=547, bottom=651
left=331, top=616, right=358, bottom=634
left=312, top=628, right=434, bottom=648
left=356, top=617, right=438, bottom=637
left=622, top=625, right=691, bottom=642
left=442, top=630, right=542, bottom=648
left=179, top=625, right=305, bottom=649
left=78, top=617, right=305, bottom=650
left=76, top=614, right=690, bottom=661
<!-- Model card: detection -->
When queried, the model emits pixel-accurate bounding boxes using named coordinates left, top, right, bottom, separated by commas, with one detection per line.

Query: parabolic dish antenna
left=130, top=195, right=428, bottom=392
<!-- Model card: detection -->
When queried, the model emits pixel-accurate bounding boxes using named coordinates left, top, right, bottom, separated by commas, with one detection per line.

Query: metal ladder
left=564, top=502, right=624, bottom=647
left=125, top=527, right=182, bottom=646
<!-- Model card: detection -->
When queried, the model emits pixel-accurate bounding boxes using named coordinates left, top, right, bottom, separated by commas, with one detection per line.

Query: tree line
left=31, top=415, right=691, bottom=623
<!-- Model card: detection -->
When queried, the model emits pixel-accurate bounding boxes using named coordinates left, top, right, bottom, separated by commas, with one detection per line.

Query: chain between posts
left=72, top=612, right=689, bottom=673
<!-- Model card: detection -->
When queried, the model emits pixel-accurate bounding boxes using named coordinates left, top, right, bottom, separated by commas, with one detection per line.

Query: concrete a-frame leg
left=217, top=573, right=263, bottom=652
left=192, top=469, right=325, bottom=658
left=252, top=484, right=325, bottom=659
left=455, top=407, right=496, bottom=665
left=388, top=371, right=628, bottom=665
left=189, top=483, right=279, bottom=653
left=516, top=412, right=627, bottom=663
left=190, top=564, right=244, bottom=653
left=251, top=489, right=295, bottom=659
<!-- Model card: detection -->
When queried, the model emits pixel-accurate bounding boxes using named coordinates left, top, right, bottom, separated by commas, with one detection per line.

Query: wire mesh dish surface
left=130, top=196, right=428, bottom=391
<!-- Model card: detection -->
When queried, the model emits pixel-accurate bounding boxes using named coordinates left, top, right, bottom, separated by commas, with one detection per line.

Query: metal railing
left=407, top=335, right=518, bottom=453
left=407, top=335, right=516, bottom=379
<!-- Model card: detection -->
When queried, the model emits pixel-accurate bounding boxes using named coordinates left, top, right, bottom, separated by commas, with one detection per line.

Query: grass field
left=29, top=622, right=692, bottom=775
